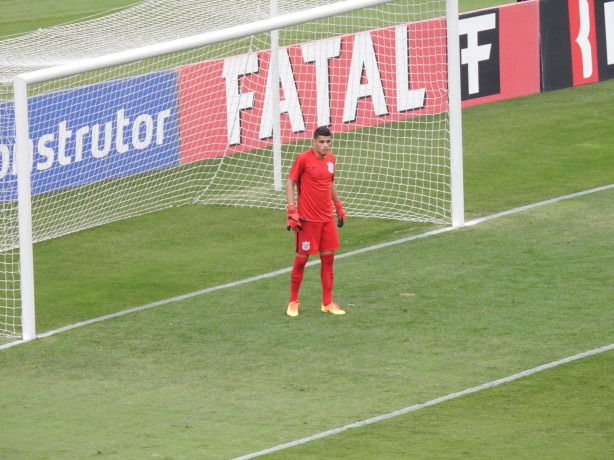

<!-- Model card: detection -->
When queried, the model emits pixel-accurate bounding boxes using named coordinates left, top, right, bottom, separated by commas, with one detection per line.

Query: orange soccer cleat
left=286, top=300, right=300, bottom=317
left=321, top=303, right=345, bottom=315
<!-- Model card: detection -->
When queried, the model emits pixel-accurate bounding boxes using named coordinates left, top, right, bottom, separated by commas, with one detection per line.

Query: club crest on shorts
left=327, top=162, right=334, bottom=174
left=301, top=241, right=311, bottom=251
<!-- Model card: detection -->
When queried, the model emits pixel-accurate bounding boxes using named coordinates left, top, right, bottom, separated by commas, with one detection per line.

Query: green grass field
left=1, top=1, right=613, bottom=459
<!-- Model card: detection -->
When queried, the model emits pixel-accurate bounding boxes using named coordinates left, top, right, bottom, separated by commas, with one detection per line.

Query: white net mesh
left=0, top=0, right=340, bottom=79
left=0, top=0, right=451, bottom=337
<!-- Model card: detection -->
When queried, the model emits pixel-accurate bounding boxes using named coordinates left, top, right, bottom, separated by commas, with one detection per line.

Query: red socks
left=320, top=253, right=334, bottom=305
left=290, top=253, right=335, bottom=305
left=290, top=255, right=308, bottom=302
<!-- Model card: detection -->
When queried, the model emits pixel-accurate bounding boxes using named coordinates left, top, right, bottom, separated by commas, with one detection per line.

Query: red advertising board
left=175, top=1, right=543, bottom=161
left=568, top=0, right=600, bottom=86
left=177, top=19, right=448, bottom=162
left=461, top=1, right=541, bottom=107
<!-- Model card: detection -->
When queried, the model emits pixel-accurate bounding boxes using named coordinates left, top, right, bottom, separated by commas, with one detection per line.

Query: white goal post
left=3, top=0, right=463, bottom=341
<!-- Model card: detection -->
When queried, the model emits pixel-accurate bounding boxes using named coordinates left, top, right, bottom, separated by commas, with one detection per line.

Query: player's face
left=312, top=135, right=332, bottom=158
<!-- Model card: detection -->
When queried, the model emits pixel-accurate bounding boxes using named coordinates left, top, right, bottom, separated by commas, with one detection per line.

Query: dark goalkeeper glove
left=334, top=200, right=346, bottom=227
left=287, top=205, right=304, bottom=231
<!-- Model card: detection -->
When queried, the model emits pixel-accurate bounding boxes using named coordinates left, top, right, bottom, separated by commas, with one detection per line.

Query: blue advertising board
left=0, top=69, right=180, bottom=201
left=0, top=100, right=19, bottom=202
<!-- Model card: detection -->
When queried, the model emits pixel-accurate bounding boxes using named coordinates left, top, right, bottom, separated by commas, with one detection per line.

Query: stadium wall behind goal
left=0, top=0, right=612, bottom=198
left=462, top=0, right=614, bottom=103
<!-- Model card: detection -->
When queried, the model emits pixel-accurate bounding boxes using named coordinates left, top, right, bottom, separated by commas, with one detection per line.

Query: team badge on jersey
left=301, top=241, right=311, bottom=251
left=327, top=162, right=334, bottom=174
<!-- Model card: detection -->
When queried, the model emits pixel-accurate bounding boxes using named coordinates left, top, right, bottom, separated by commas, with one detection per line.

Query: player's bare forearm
left=286, top=178, right=297, bottom=206
left=331, top=182, right=345, bottom=227
left=331, top=182, right=341, bottom=203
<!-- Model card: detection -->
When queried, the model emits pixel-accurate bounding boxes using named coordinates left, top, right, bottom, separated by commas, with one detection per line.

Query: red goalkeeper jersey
left=289, top=149, right=336, bottom=222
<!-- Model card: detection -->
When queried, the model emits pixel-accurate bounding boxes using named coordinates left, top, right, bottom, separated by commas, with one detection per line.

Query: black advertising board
left=540, top=0, right=614, bottom=91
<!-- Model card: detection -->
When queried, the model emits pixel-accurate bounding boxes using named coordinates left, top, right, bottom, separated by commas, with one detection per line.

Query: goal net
left=0, top=0, right=461, bottom=339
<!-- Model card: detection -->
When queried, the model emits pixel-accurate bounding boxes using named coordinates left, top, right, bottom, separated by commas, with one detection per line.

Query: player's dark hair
left=314, top=126, right=332, bottom=138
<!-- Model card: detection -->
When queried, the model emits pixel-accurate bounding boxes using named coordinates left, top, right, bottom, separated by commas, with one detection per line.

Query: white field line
left=233, top=343, right=614, bottom=460
left=1, top=185, right=613, bottom=457
left=1, top=182, right=612, bottom=352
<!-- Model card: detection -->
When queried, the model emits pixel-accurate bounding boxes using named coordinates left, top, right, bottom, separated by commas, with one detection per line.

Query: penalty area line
left=1, top=183, right=612, bottom=351
left=465, top=183, right=614, bottom=226
left=0, top=267, right=292, bottom=350
left=233, top=343, right=614, bottom=460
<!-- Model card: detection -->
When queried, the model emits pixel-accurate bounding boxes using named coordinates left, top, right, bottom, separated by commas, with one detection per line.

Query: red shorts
left=294, top=220, right=340, bottom=255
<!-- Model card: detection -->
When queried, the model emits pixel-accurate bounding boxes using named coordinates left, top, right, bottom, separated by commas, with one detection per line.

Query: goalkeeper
left=285, top=126, right=346, bottom=317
